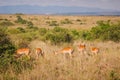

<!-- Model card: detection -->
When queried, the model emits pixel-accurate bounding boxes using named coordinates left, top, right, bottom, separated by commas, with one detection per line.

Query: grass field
left=0, top=14, right=120, bottom=30
left=0, top=14, right=120, bottom=80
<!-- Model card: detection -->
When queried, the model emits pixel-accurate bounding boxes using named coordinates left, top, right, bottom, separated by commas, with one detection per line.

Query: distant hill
left=0, top=5, right=120, bottom=15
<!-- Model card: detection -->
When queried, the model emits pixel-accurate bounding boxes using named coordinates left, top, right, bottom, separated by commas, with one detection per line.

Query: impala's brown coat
left=35, top=48, right=44, bottom=59
left=78, top=44, right=86, bottom=53
left=91, top=47, right=99, bottom=54
left=16, top=48, right=30, bottom=55
left=55, top=47, right=74, bottom=56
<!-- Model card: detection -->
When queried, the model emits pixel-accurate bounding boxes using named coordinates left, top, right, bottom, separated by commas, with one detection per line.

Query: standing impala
left=16, top=48, right=30, bottom=57
left=77, top=44, right=86, bottom=54
left=91, top=47, right=99, bottom=55
left=35, top=48, right=44, bottom=59
left=54, top=47, right=74, bottom=57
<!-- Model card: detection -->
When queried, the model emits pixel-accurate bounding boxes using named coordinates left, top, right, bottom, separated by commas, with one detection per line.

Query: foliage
left=7, top=28, right=25, bottom=34
left=27, top=21, right=34, bottom=27
left=15, top=13, right=24, bottom=15
left=0, top=53, right=35, bottom=80
left=61, top=18, right=72, bottom=24
left=47, top=20, right=59, bottom=26
left=6, top=20, right=120, bottom=46
left=45, top=27, right=73, bottom=45
left=0, top=27, right=35, bottom=80
left=110, top=70, right=120, bottom=80
left=15, top=16, right=34, bottom=27
left=0, top=27, right=15, bottom=55
left=15, top=16, right=27, bottom=24
left=83, top=20, right=120, bottom=42
left=39, top=28, right=47, bottom=36
left=0, top=21, right=14, bottom=26
left=70, top=30, right=81, bottom=39
left=76, top=19, right=81, bottom=22
left=16, top=27, right=25, bottom=33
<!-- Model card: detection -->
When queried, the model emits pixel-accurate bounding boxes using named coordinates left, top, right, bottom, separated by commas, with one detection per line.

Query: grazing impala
left=16, top=48, right=30, bottom=57
left=35, top=48, right=44, bottom=59
left=91, top=47, right=99, bottom=55
left=77, top=44, right=86, bottom=54
left=54, top=47, right=74, bottom=57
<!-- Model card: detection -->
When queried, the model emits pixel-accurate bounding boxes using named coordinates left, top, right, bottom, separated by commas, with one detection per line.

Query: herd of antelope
left=15, top=43, right=99, bottom=59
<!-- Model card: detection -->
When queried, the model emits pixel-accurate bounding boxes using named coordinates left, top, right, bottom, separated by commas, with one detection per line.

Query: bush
left=17, top=27, right=25, bottom=33
left=61, top=18, right=72, bottom=24
left=0, top=27, right=35, bottom=79
left=27, top=21, right=34, bottom=27
left=101, top=25, right=120, bottom=42
left=83, top=20, right=120, bottom=42
left=0, top=27, right=15, bottom=55
left=7, top=28, right=24, bottom=34
left=110, top=70, right=120, bottom=80
left=15, top=16, right=27, bottom=24
left=48, top=20, right=59, bottom=26
left=0, top=53, right=35, bottom=80
left=39, top=28, right=47, bottom=36
left=15, top=16, right=34, bottom=27
left=70, top=30, right=80, bottom=39
left=0, top=21, right=14, bottom=26
left=26, top=26, right=38, bottom=31
left=76, top=19, right=81, bottom=22
left=45, top=27, right=73, bottom=45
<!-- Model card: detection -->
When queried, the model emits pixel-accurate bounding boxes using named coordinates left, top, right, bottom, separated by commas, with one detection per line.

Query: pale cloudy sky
left=0, top=0, right=120, bottom=11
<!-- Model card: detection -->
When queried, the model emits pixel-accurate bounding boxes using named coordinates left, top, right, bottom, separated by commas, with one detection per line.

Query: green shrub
left=0, top=27, right=15, bottom=55
left=15, top=16, right=34, bottom=27
left=0, top=27, right=35, bottom=79
left=15, top=13, right=24, bottom=15
left=16, top=27, right=25, bottom=33
left=83, top=20, right=120, bottom=42
left=26, top=26, right=38, bottom=31
left=76, top=19, right=81, bottom=22
left=39, top=28, right=47, bottom=36
left=7, top=28, right=23, bottom=34
left=96, top=20, right=111, bottom=27
left=0, top=53, right=34, bottom=75
left=17, top=41, right=29, bottom=48
left=0, top=21, right=14, bottom=26
left=48, top=20, right=59, bottom=26
left=45, top=27, right=73, bottom=45
left=101, top=25, right=120, bottom=42
left=61, top=18, right=72, bottom=24
left=15, top=16, right=27, bottom=24
left=27, top=21, right=34, bottom=27
left=110, top=70, right=120, bottom=80
left=71, top=30, right=80, bottom=39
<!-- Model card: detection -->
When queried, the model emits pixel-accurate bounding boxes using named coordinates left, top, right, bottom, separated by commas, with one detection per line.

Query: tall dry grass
left=16, top=41, right=120, bottom=80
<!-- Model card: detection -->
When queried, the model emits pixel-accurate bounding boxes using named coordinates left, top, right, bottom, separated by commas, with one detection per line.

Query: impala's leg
left=95, top=52, right=98, bottom=55
left=26, top=53, right=30, bottom=59
left=69, top=53, right=72, bottom=57
left=35, top=51, right=39, bottom=59
left=41, top=52, right=44, bottom=57
left=63, top=53, right=66, bottom=60
left=84, top=50, right=87, bottom=55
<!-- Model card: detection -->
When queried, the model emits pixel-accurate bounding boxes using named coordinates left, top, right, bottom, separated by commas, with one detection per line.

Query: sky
left=0, top=0, right=120, bottom=11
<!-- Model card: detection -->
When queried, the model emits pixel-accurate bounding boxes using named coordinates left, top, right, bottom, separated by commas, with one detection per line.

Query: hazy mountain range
left=0, top=5, right=120, bottom=15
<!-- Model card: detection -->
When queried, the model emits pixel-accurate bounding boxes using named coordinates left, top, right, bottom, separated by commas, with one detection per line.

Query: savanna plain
left=0, top=14, right=120, bottom=80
